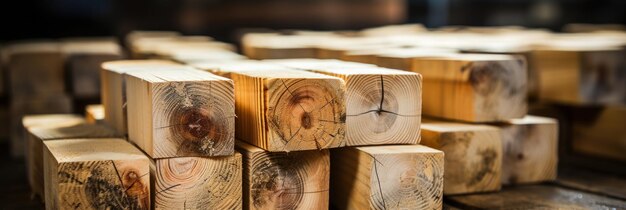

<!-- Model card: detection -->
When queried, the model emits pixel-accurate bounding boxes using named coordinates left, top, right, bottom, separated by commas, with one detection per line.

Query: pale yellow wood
left=100, top=60, right=181, bottom=134
left=268, top=59, right=422, bottom=146
left=229, top=68, right=346, bottom=151
left=44, top=139, right=150, bottom=210
left=420, top=118, right=502, bottom=195
left=125, top=67, right=235, bottom=158
left=153, top=153, right=242, bottom=209
left=236, top=141, right=329, bottom=210
left=376, top=53, right=527, bottom=122
left=498, top=115, right=558, bottom=185
left=331, top=145, right=444, bottom=210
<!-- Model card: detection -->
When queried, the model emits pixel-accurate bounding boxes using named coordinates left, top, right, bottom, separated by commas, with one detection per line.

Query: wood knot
left=179, top=108, right=213, bottom=140
left=301, top=112, right=312, bottom=129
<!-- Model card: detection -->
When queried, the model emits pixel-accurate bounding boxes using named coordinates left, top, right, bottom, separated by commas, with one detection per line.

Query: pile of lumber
left=12, top=26, right=626, bottom=209
left=242, top=27, right=564, bottom=197
left=190, top=58, right=444, bottom=209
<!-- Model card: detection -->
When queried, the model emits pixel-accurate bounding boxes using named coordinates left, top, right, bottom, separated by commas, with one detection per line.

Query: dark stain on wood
left=172, top=107, right=228, bottom=156
left=59, top=162, right=148, bottom=210
left=469, top=148, right=497, bottom=186
left=301, top=112, right=313, bottom=129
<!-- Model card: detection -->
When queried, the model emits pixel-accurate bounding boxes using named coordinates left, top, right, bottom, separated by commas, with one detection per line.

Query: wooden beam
left=62, top=39, right=123, bottom=98
left=26, top=121, right=120, bottom=201
left=230, top=67, right=346, bottom=151
left=497, top=115, right=558, bottom=185
left=125, top=67, right=235, bottom=158
left=191, top=60, right=292, bottom=79
left=44, top=139, right=150, bottom=209
left=330, top=145, right=444, bottom=210
left=153, top=154, right=242, bottom=209
left=10, top=94, right=73, bottom=158
left=6, top=42, right=65, bottom=96
left=531, top=35, right=626, bottom=105
left=269, top=59, right=422, bottom=146
left=100, top=59, right=180, bottom=135
left=236, top=141, right=329, bottom=210
left=85, top=104, right=105, bottom=124
left=242, top=33, right=323, bottom=59
left=377, top=53, right=527, bottom=122
left=420, top=118, right=502, bottom=195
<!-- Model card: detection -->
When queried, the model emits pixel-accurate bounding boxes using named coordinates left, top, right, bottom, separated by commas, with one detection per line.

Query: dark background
left=0, top=0, right=625, bottom=43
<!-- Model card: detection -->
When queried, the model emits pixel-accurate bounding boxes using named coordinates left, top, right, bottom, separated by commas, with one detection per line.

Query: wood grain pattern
left=230, top=68, right=346, bottom=151
left=125, top=67, right=235, bottom=158
left=331, top=145, right=444, bottom=210
left=153, top=154, right=242, bottom=209
left=26, top=121, right=120, bottom=201
left=420, top=118, right=502, bottom=195
left=498, top=115, right=558, bottom=185
left=237, top=141, right=329, bottom=210
left=44, top=139, right=150, bottom=210
left=100, top=60, right=180, bottom=134
left=268, top=59, right=422, bottom=146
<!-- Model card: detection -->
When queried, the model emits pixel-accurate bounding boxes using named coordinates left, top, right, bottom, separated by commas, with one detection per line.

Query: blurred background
left=1, top=0, right=625, bottom=42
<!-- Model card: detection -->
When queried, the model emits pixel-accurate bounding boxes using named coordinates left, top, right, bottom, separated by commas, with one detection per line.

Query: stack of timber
left=43, top=138, right=151, bottom=209
left=123, top=66, right=242, bottom=209
left=85, top=104, right=105, bottom=124
left=100, top=59, right=181, bottom=135
left=236, top=141, right=330, bottom=210
left=268, top=59, right=423, bottom=146
left=228, top=66, right=347, bottom=151
left=61, top=38, right=123, bottom=99
left=24, top=115, right=120, bottom=201
left=330, top=145, right=444, bottom=209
